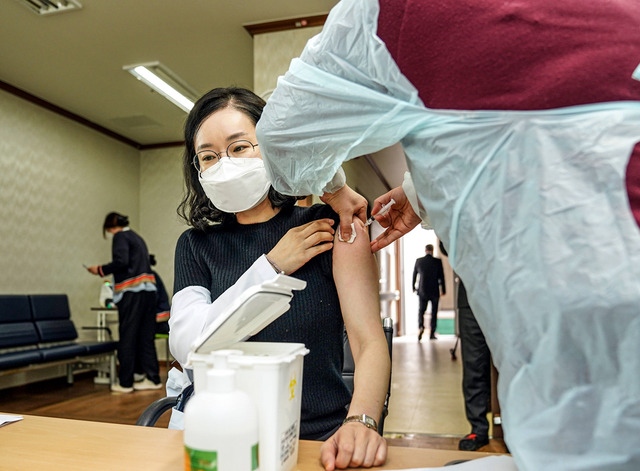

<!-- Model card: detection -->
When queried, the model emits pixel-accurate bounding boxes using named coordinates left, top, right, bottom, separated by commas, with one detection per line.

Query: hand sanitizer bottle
left=99, top=280, right=114, bottom=308
left=184, top=368, right=259, bottom=471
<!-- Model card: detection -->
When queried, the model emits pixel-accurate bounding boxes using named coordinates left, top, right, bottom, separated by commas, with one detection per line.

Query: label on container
left=252, top=443, right=259, bottom=470
left=280, top=421, right=298, bottom=465
left=184, top=445, right=259, bottom=471
left=184, top=447, right=217, bottom=471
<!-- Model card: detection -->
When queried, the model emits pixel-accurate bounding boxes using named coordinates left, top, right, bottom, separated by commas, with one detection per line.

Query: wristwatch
left=342, top=414, right=378, bottom=432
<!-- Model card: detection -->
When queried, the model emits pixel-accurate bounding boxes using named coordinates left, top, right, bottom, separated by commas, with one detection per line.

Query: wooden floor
left=0, top=369, right=172, bottom=427
left=0, top=335, right=507, bottom=454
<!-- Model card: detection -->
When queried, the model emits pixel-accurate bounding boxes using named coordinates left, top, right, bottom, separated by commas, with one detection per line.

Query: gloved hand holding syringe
left=339, top=198, right=396, bottom=243
left=365, top=198, right=396, bottom=226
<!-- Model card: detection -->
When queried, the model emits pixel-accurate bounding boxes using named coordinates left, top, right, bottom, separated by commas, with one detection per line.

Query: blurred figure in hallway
left=412, top=244, right=445, bottom=340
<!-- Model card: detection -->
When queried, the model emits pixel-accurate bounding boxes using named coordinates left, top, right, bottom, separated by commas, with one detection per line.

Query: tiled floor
left=385, top=333, right=472, bottom=437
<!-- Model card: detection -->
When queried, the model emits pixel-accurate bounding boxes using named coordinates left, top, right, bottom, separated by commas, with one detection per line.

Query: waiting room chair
left=136, top=317, right=394, bottom=432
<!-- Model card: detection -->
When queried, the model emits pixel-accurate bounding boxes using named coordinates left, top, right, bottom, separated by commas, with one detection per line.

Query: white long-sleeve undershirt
left=168, top=254, right=277, bottom=366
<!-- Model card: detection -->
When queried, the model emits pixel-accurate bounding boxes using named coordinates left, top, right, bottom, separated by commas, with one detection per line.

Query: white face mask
left=199, top=157, right=271, bottom=213
left=106, top=231, right=114, bottom=240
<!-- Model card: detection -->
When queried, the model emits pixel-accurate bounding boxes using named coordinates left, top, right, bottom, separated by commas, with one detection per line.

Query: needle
left=365, top=198, right=396, bottom=226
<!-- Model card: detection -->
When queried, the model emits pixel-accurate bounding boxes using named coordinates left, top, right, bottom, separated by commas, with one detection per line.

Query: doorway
left=396, top=226, right=454, bottom=337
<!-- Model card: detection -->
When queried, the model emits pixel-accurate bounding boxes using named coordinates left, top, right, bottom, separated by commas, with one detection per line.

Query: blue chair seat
left=0, top=349, right=41, bottom=370
left=0, top=322, right=39, bottom=349
left=39, top=343, right=87, bottom=362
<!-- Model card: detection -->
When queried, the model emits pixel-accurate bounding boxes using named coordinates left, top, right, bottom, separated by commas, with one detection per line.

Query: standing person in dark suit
left=412, top=244, right=445, bottom=341
left=457, top=279, right=491, bottom=451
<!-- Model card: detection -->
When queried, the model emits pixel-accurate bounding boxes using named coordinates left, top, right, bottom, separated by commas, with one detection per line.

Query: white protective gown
left=255, top=0, right=640, bottom=469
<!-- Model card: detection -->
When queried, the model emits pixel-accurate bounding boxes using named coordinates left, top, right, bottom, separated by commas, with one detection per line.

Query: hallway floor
left=386, top=333, right=469, bottom=436
left=382, top=333, right=507, bottom=453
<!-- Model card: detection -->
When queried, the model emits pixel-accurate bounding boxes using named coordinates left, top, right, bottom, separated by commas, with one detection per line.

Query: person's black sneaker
left=458, top=433, right=489, bottom=451
left=418, top=327, right=424, bottom=341
left=430, top=333, right=438, bottom=340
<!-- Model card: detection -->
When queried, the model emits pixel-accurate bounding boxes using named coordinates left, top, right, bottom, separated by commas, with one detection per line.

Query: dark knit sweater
left=174, top=204, right=351, bottom=439
left=100, top=230, right=155, bottom=294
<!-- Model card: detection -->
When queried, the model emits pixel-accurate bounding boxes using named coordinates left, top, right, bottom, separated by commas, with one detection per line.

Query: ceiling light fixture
left=15, top=0, right=82, bottom=16
left=123, top=62, right=197, bottom=113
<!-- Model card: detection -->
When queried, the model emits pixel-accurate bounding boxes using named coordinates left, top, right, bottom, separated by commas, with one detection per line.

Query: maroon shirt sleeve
left=377, top=0, right=640, bottom=227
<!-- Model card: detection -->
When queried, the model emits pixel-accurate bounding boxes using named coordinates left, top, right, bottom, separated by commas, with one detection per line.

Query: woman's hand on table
left=267, top=218, right=335, bottom=275
left=320, top=422, right=387, bottom=470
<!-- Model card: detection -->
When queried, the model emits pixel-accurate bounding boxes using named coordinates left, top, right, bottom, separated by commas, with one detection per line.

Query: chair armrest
left=135, top=396, right=179, bottom=427
left=81, top=326, right=113, bottom=340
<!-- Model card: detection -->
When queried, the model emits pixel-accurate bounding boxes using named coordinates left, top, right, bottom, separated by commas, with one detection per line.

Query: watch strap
left=342, top=414, right=378, bottom=432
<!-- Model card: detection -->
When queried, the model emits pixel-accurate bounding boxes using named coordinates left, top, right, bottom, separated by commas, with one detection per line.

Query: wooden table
left=0, top=414, right=495, bottom=470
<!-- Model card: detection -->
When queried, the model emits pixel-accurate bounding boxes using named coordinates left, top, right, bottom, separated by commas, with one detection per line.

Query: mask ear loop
left=193, top=154, right=204, bottom=179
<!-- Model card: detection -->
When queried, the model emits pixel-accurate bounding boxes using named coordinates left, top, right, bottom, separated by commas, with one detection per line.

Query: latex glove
left=370, top=186, right=422, bottom=253
left=266, top=218, right=335, bottom=275
left=320, top=184, right=367, bottom=243
left=320, top=422, right=387, bottom=470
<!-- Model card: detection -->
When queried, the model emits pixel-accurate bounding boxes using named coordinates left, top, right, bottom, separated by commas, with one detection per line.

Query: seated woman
left=168, top=87, right=390, bottom=469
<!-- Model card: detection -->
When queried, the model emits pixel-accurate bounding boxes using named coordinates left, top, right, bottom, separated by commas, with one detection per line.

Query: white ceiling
left=0, top=0, right=339, bottom=147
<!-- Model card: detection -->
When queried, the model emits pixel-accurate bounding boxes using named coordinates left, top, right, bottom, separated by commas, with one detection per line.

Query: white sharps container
left=184, top=368, right=259, bottom=471
left=187, top=274, right=309, bottom=471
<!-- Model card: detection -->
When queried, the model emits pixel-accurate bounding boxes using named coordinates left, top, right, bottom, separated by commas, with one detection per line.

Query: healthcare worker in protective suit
left=255, top=1, right=640, bottom=470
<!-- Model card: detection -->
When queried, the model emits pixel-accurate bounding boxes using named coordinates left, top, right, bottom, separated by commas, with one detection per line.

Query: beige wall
left=139, top=146, right=189, bottom=297
left=0, top=89, right=186, bottom=342
left=253, top=27, right=323, bottom=99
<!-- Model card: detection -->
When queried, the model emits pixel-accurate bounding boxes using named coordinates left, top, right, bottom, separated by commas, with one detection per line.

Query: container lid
left=189, top=274, right=307, bottom=359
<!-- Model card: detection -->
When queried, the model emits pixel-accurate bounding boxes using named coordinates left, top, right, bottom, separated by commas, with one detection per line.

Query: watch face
left=363, top=415, right=377, bottom=428
left=344, top=415, right=377, bottom=431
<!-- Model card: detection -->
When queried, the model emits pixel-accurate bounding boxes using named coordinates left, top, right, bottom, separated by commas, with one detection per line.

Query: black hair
left=103, top=212, right=128, bottom=238
left=177, top=87, right=304, bottom=231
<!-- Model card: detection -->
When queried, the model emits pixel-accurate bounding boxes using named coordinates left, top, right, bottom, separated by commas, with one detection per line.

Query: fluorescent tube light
left=124, top=62, right=196, bottom=113
left=15, top=0, right=82, bottom=16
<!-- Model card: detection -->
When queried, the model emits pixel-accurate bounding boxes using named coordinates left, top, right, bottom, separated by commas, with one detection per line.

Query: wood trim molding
left=0, top=79, right=142, bottom=149
left=243, top=14, right=328, bottom=36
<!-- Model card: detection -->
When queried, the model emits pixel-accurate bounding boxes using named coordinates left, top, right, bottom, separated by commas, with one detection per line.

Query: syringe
left=365, top=198, right=396, bottom=226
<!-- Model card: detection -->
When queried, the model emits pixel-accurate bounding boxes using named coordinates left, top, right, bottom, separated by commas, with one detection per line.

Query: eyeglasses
left=193, top=140, right=260, bottom=172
